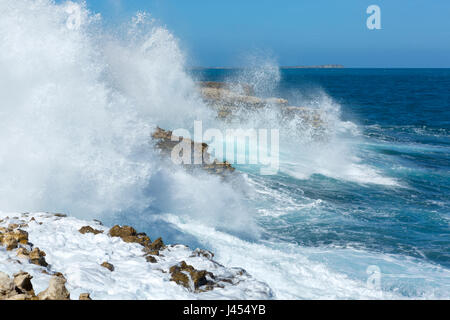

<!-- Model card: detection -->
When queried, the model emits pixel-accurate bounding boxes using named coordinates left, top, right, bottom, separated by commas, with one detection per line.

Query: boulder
left=37, top=275, right=70, bottom=300
left=13, top=271, right=35, bottom=296
left=79, top=293, right=92, bottom=300
left=101, top=262, right=114, bottom=272
left=169, top=261, right=215, bottom=292
left=29, top=248, right=48, bottom=267
left=0, top=272, right=14, bottom=297
left=108, top=225, right=151, bottom=247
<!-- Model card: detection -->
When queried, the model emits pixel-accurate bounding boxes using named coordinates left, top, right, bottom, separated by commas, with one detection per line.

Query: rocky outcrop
left=1, top=213, right=272, bottom=299
left=79, top=293, right=92, bottom=300
left=169, top=261, right=215, bottom=292
left=37, top=274, right=70, bottom=300
left=152, top=127, right=235, bottom=176
left=197, top=81, right=325, bottom=131
left=79, top=226, right=103, bottom=235
left=101, top=262, right=115, bottom=272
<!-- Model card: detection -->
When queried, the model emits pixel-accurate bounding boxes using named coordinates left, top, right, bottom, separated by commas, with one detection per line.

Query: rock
left=197, top=81, right=254, bottom=96
left=145, top=255, right=157, bottom=263
left=0, top=228, right=28, bottom=250
left=13, top=271, right=35, bottom=296
left=12, top=229, right=29, bottom=244
left=16, top=247, right=30, bottom=259
left=1, top=234, right=18, bottom=251
left=29, top=248, right=48, bottom=267
left=79, top=293, right=92, bottom=300
left=109, top=225, right=136, bottom=238
left=191, top=248, right=214, bottom=260
left=79, top=226, right=103, bottom=235
left=37, top=274, right=70, bottom=300
left=108, top=225, right=151, bottom=247
left=148, top=237, right=165, bottom=251
left=101, top=262, right=114, bottom=272
left=53, top=213, right=67, bottom=218
left=169, top=261, right=215, bottom=292
left=0, top=272, right=14, bottom=297
left=152, top=127, right=235, bottom=176
left=8, top=223, right=19, bottom=230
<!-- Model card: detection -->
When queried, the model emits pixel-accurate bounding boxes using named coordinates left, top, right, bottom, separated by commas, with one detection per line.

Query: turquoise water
left=191, top=68, right=449, bottom=270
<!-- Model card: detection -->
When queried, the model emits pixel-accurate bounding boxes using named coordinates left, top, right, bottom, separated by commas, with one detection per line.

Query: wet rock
left=108, top=225, right=151, bottom=246
left=191, top=248, right=214, bottom=260
left=53, top=213, right=67, bottom=218
left=1, top=234, right=18, bottom=251
left=0, top=272, right=14, bottom=297
left=13, top=271, right=35, bottom=296
left=29, top=248, right=48, bottom=267
left=0, top=228, right=29, bottom=250
left=169, top=261, right=215, bottom=292
left=8, top=223, right=19, bottom=230
left=148, top=237, right=165, bottom=251
left=12, top=229, right=29, bottom=244
left=37, top=274, right=70, bottom=300
left=145, top=255, right=157, bottom=263
left=79, top=293, right=92, bottom=300
left=101, top=262, right=114, bottom=272
left=16, top=247, right=30, bottom=259
left=152, top=127, right=235, bottom=176
left=79, top=226, right=103, bottom=235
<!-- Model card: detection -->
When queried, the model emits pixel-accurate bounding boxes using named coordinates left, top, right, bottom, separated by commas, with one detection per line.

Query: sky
left=73, top=0, right=450, bottom=67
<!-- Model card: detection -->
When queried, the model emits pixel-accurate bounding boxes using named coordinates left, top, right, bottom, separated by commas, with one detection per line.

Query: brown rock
left=8, top=223, right=19, bottom=230
left=0, top=272, right=14, bottom=297
left=101, top=262, right=114, bottom=272
left=2, top=234, right=18, bottom=251
left=16, top=247, right=30, bottom=259
left=145, top=255, right=157, bottom=263
left=79, top=293, right=92, bottom=300
left=191, top=248, right=214, bottom=260
left=108, top=225, right=151, bottom=247
left=29, top=248, right=48, bottom=267
left=109, top=225, right=137, bottom=238
left=169, top=261, right=214, bottom=291
left=79, top=226, right=103, bottom=235
left=13, top=271, right=35, bottom=296
left=148, top=237, right=165, bottom=251
left=37, top=275, right=70, bottom=300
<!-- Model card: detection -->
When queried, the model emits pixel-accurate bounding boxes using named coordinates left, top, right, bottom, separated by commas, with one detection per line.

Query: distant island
left=190, top=64, right=344, bottom=70
left=281, top=64, right=344, bottom=69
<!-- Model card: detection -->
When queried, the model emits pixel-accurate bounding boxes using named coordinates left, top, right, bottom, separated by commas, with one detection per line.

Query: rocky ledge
left=152, top=127, right=235, bottom=176
left=197, top=81, right=324, bottom=128
left=0, top=212, right=271, bottom=300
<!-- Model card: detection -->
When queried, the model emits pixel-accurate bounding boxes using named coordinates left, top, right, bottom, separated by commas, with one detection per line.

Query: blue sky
left=78, top=0, right=450, bottom=67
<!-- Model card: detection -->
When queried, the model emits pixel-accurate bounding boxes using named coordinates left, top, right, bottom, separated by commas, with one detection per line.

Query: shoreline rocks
left=0, top=213, right=272, bottom=299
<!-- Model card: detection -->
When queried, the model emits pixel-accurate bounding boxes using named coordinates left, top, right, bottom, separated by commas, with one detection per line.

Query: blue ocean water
left=192, top=68, right=450, bottom=270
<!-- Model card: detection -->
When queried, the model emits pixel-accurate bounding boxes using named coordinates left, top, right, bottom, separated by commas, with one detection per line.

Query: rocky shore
left=0, top=212, right=271, bottom=300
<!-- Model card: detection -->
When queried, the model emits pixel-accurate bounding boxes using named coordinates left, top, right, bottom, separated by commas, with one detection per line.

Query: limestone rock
left=0, top=272, right=14, bottom=297
left=13, top=271, right=35, bottom=296
left=16, top=247, right=30, bottom=259
left=37, top=275, right=70, bottom=300
left=79, top=226, right=103, bottom=235
left=191, top=248, right=214, bottom=260
left=79, top=293, right=92, bottom=300
left=101, top=262, right=114, bottom=272
left=29, top=248, right=48, bottom=267
left=108, top=225, right=151, bottom=247
left=145, top=255, right=157, bottom=263
left=169, top=261, right=215, bottom=292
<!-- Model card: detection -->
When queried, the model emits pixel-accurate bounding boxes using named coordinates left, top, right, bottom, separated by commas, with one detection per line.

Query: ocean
left=1, top=0, right=449, bottom=299
left=183, top=68, right=450, bottom=298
